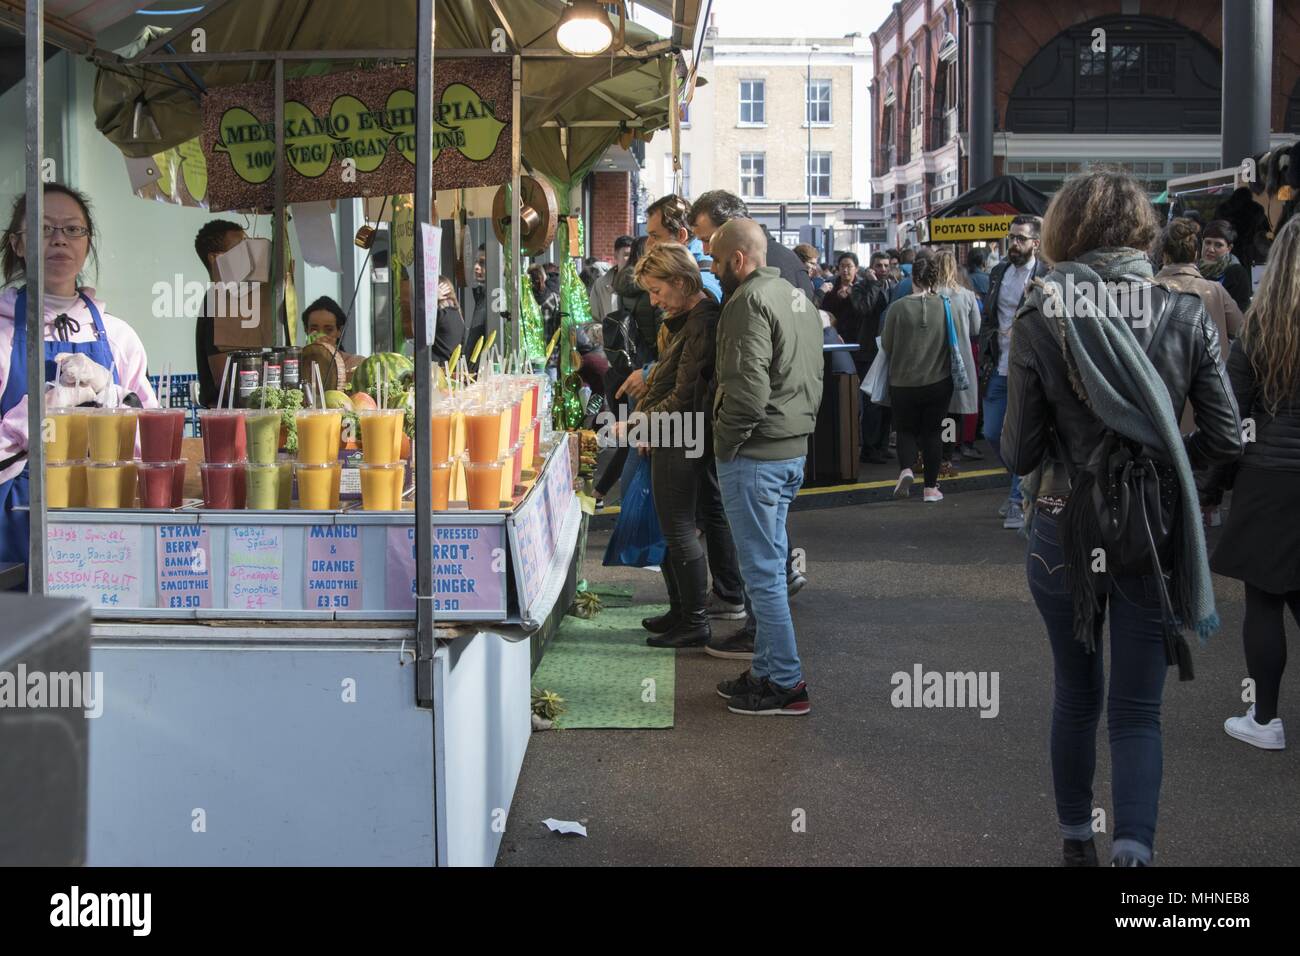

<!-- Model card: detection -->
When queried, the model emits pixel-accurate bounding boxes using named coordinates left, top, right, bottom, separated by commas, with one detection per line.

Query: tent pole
left=271, top=57, right=286, bottom=348
left=25, top=0, right=46, bottom=594
left=414, top=0, right=438, bottom=716
left=670, top=54, right=681, bottom=195
left=510, top=54, right=522, bottom=362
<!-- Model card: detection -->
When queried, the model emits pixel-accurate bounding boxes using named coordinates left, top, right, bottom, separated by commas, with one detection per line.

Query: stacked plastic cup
left=295, top=408, right=342, bottom=510
left=243, top=407, right=285, bottom=511
left=85, top=408, right=138, bottom=508
left=44, top=407, right=89, bottom=508
left=138, top=408, right=186, bottom=508
left=199, top=408, right=248, bottom=509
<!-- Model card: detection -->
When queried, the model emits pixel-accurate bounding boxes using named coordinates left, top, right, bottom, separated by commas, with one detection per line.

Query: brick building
left=870, top=0, right=1300, bottom=247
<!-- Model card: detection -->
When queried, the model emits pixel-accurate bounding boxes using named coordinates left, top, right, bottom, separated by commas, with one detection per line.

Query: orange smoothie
left=431, top=459, right=452, bottom=511
left=466, top=458, right=504, bottom=510
left=359, top=410, right=403, bottom=465
left=296, top=461, right=340, bottom=510
left=359, top=461, right=404, bottom=510
left=296, top=410, right=342, bottom=465
left=466, top=408, right=502, bottom=464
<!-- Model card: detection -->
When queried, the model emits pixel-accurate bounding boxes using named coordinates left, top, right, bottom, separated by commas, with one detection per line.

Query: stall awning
left=0, top=0, right=143, bottom=54
left=88, top=0, right=698, bottom=186
left=928, top=175, right=1049, bottom=219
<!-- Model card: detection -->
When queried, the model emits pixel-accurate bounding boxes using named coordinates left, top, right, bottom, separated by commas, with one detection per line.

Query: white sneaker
left=1224, top=705, right=1286, bottom=750
left=893, top=469, right=914, bottom=499
left=1003, top=503, right=1025, bottom=530
left=923, top=486, right=944, bottom=502
left=998, top=500, right=1009, bottom=518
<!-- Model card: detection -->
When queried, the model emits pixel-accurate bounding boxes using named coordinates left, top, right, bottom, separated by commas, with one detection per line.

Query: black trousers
left=890, top=379, right=953, bottom=487
left=1243, top=583, right=1299, bottom=724
left=651, top=446, right=703, bottom=562
left=694, top=450, right=745, bottom=603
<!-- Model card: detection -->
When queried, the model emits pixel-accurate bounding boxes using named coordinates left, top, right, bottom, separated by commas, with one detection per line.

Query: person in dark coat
left=1199, top=219, right=1253, bottom=314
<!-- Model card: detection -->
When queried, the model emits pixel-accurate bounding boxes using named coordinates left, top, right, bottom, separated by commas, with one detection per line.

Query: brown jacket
left=1156, top=262, right=1244, bottom=433
left=639, top=296, right=719, bottom=419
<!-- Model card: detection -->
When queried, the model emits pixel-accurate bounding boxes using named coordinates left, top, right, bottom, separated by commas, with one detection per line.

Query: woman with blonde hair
left=1212, top=214, right=1300, bottom=750
left=931, top=249, right=982, bottom=465
left=620, top=242, right=739, bottom=651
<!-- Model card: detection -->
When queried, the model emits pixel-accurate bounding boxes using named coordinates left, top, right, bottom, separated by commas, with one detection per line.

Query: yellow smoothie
left=296, top=410, right=342, bottom=465
left=359, top=461, right=404, bottom=510
left=88, top=410, right=125, bottom=462
left=87, top=462, right=127, bottom=508
left=46, top=462, right=73, bottom=508
left=359, top=410, right=403, bottom=465
left=296, top=461, right=340, bottom=510
left=45, top=409, right=89, bottom=462
left=117, top=411, right=138, bottom=460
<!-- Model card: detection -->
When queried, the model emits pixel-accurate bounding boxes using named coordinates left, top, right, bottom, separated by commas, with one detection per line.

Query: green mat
left=581, top=582, right=635, bottom=608
left=532, top=605, right=675, bottom=729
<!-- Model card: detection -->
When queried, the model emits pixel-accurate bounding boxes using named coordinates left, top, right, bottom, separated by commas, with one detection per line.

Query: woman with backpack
left=1002, top=171, right=1242, bottom=866
left=1212, top=214, right=1300, bottom=751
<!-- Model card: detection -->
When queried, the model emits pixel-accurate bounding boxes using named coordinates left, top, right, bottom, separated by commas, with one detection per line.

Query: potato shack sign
left=201, top=63, right=510, bottom=211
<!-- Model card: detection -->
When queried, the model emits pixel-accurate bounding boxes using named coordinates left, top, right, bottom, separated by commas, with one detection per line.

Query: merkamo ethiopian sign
left=201, top=63, right=511, bottom=211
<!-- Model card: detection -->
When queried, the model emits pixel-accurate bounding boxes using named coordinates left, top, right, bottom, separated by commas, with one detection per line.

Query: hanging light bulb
left=556, top=1, right=615, bottom=56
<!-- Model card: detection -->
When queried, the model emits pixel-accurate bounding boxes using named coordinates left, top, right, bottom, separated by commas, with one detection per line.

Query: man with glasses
left=978, top=215, right=1048, bottom=530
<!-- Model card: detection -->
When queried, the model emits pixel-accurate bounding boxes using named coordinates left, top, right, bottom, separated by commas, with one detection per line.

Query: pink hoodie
left=0, top=286, right=159, bottom=485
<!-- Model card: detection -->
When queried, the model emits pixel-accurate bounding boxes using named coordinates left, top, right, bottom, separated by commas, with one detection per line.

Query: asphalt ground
left=497, top=474, right=1298, bottom=867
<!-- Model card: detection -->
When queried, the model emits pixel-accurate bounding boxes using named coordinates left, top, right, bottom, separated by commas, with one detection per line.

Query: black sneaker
left=705, top=628, right=755, bottom=660
left=787, top=572, right=807, bottom=597
left=716, top=669, right=762, bottom=700
left=726, top=677, right=811, bottom=716
left=1063, top=838, right=1099, bottom=867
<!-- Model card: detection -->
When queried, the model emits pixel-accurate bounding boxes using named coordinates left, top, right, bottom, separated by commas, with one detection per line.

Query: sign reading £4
left=927, top=215, right=1016, bottom=242
left=202, top=63, right=511, bottom=211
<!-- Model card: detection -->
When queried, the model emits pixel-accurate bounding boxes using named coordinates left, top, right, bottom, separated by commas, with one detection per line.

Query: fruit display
left=349, top=352, right=414, bottom=397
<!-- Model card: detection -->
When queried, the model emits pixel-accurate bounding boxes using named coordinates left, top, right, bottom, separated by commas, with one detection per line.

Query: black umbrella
left=930, top=175, right=1049, bottom=219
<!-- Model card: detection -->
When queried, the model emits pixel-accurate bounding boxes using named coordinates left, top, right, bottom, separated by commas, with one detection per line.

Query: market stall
left=12, top=0, right=699, bottom=866
left=923, top=174, right=1049, bottom=246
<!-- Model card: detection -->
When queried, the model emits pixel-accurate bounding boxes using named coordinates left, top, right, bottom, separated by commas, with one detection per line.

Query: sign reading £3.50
left=201, top=63, right=511, bottom=211
left=926, top=215, right=1016, bottom=242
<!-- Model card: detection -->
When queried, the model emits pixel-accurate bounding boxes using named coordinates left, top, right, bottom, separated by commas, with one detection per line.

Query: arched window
left=1006, top=16, right=1220, bottom=134
left=907, top=66, right=924, bottom=160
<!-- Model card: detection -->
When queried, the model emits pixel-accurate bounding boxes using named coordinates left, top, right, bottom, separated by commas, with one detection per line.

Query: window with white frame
left=807, top=78, right=832, bottom=125
left=739, top=152, right=766, bottom=198
left=807, top=152, right=831, bottom=198
left=739, top=79, right=766, bottom=125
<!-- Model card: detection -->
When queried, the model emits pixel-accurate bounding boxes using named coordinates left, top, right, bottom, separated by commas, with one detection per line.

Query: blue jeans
left=1027, top=510, right=1169, bottom=864
left=983, top=373, right=1022, bottom=506
left=717, top=454, right=805, bottom=687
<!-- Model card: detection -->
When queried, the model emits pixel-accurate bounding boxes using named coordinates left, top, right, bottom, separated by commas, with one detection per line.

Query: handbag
left=602, top=452, right=665, bottom=568
left=943, top=295, right=971, bottom=392
left=859, top=346, right=890, bottom=404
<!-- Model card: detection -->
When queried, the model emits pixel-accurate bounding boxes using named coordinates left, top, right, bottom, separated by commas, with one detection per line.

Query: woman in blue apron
left=1, top=183, right=157, bottom=573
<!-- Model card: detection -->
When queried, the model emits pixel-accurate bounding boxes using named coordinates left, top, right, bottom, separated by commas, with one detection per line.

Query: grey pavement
left=497, top=486, right=1298, bottom=866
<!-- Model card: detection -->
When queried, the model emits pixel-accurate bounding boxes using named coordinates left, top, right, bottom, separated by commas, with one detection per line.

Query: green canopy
left=91, top=0, right=690, bottom=187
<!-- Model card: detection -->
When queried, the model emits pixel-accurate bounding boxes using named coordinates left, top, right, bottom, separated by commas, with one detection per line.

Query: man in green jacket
left=710, top=218, right=823, bottom=716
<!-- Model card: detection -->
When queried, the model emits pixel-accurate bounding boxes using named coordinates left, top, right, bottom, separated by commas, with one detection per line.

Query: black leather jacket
left=1003, top=281, right=1242, bottom=486
left=979, top=257, right=1051, bottom=382
left=1227, top=337, right=1300, bottom=471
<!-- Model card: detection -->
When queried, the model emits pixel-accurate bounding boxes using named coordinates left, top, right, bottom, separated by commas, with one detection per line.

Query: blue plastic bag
left=603, top=452, right=665, bottom=568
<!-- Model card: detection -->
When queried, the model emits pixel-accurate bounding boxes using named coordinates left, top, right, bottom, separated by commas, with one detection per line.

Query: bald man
left=711, top=217, right=823, bottom=717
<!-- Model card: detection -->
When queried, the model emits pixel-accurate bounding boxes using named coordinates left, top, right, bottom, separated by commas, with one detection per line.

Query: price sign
left=227, top=526, right=284, bottom=610
left=47, top=524, right=143, bottom=609
left=156, top=525, right=212, bottom=609
left=305, top=525, right=362, bottom=610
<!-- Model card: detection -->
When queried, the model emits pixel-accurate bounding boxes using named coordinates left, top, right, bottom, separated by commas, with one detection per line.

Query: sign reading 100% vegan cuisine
left=200, top=62, right=511, bottom=211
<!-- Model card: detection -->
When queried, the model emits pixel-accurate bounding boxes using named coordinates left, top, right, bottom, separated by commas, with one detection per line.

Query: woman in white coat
left=932, top=249, right=981, bottom=472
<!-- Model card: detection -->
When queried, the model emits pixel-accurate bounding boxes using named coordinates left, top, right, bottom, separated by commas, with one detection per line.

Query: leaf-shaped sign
left=177, top=138, right=208, bottom=203
left=283, top=99, right=336, bottom=179
left=216, top=106, right=275, bottom=185
left=439, top=83, right=506, bottom=162
left=151, top=150, right=175, bottom=199
left=381, top=89, right=460, bottom=166
left=330, top=95, right=391, bottom=173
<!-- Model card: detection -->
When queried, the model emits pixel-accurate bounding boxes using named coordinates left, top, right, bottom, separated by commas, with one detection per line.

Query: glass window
left=943, top=59, right=959, bottom=113
left=740, top=80, right=765, bottom=124
left=1110, top=44, right=1142, bottom=93
left=807, top=152, right=831, bottom=198
left=807, top=79, right=832, bottom=124
left=908, top=67, right=924, bottom=131
left=740, top=152, right=765, bottom=198
left=1078, top=46, right=1104, bottom=93
left=1145, top=42, right=1174, bottom=92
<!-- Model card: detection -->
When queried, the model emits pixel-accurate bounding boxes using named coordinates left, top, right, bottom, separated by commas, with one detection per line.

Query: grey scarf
left=1024, top=247, right=1219, bottom=641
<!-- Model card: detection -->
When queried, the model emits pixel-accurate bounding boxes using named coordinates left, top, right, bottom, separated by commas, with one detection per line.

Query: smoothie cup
left=511, top=439, right=524, bottom=492
left=69, top=461, right=88, bottom=508
left=116, top=409, right=138, bottom=460
left=244, top=409, right=282, bottom=464
left=531, top=416, right=543, bottom=468
left=87, top=460, right=131, bottom=509
left=295, top=461, right=340, bottom=510
left=46, top=461, right=74, bottom=507
left=44, top=408, right=89, bottom=462
left=296, top=409, right=342, bottom=465
left=120, top=462, right=138, bottom=507
left=359, top=461, right=405, bottom=510
left=201, top=461, right=242, bottom=509
left=138, top=408, right=185, bottom=463
left=465, top=457, right=505, bottom=510
left=88, top=409, right=127, bottom=462
left=138, top=460, right=182, bottom=508
left=276, top=455, right=294, bottom=510
left=358, top=409, right=404, bottom=465
left=431, top=459, right=452, bottom=511
left=430, top=408, right=452, bottom=463
left=199, top=409, right=247, bottom=464
left=245, top=461, right=284, bottom=510
left=466, top=404, right=502, bottom=464
left=171, top=460, right=187, bottom=505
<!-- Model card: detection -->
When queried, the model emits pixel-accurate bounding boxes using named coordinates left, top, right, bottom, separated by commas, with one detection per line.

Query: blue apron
left=0, top=287, right=121, bottom=572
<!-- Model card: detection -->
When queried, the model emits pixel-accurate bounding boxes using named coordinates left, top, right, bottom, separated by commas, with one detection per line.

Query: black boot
left=1063, top=838, right=1099, bottom=867
left=642, top=558, right=681, bottom=633
left=648, top=554, right=711, bottom=648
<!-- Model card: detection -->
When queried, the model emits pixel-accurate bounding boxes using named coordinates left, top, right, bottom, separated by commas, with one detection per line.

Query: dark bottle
left=235, top=350, right=264, bottom=408
left=262, top=347, right=283, bottom=391
left=282, top=346, right=302, bottom=391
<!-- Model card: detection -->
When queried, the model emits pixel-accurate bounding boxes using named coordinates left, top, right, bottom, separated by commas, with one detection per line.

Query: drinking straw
left=312, top=362, right=325, bottom=411
left=483, top=330, right=497, bottom=355
left=448, top=344, right=462, bottom=372
left=544, top=326, right=563, bottom=360
left=469, top=333, right=485, bottom=365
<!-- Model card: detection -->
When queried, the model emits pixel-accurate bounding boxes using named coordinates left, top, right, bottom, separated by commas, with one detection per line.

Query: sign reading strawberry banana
left=201, top=63, right=511, bottom=211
